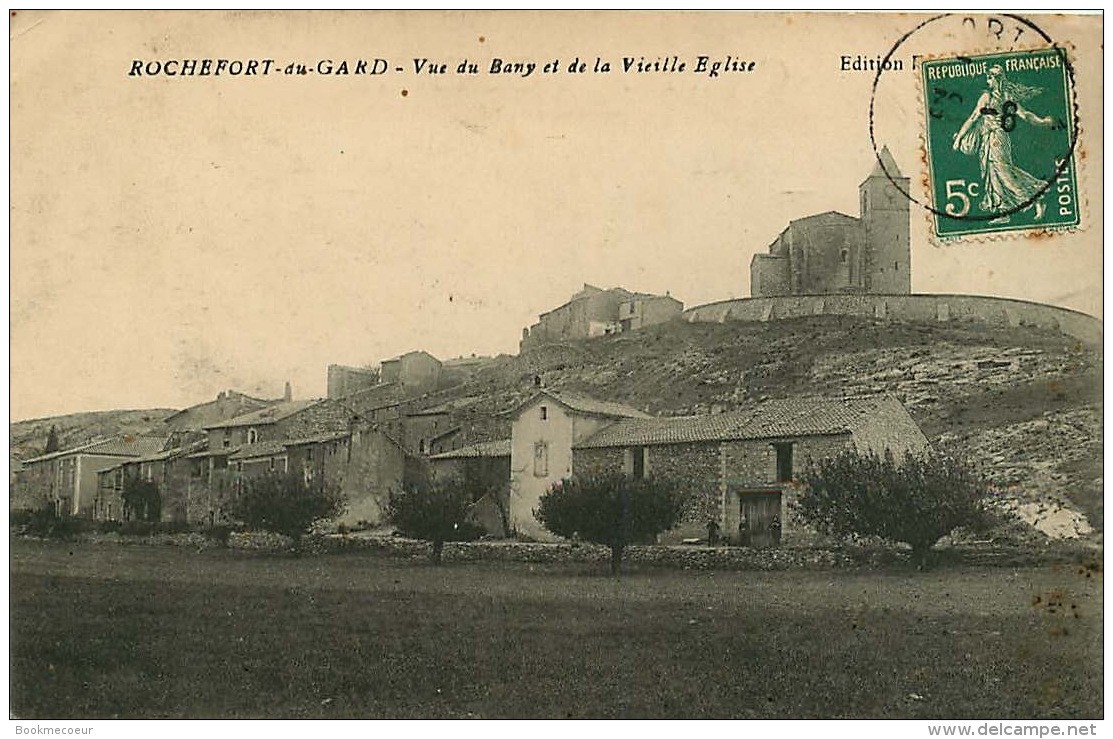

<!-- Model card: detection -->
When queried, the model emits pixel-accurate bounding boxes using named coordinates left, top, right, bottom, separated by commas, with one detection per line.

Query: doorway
left=736, top=490, right=783, bottom=548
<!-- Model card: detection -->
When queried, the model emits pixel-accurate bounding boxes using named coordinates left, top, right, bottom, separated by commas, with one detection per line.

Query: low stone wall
left=320, top=537, right=856, bottom=570
left=19, top=529, right=1097, bottom=572
left=683, top=294, right=1102, bottom=346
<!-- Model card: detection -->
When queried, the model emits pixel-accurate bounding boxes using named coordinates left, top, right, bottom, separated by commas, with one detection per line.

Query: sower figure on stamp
left=952, top=64, right=1057, bottom=223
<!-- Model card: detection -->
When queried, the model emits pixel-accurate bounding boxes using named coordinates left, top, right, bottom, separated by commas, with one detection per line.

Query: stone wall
left=720, top=434, right=852, bottom=544
left=684, top=294, right=1101, bottom=346
left=573, top=443, right=726, bottom=543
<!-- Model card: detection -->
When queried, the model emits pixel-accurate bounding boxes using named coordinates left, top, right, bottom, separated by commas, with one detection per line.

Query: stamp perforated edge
left=912, top=42, right=1089, bottom=246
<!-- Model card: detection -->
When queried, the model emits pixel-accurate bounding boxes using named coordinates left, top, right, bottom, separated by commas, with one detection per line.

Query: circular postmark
left=868, top=14, right=1080, bottom=238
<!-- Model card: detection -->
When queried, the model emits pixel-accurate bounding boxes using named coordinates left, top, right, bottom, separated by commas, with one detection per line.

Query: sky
left=9, top=11, right=1104, bottom=421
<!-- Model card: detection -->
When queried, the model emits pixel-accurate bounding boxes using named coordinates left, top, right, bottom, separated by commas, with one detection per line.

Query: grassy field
left=9, top=539, right=1103, bottom=719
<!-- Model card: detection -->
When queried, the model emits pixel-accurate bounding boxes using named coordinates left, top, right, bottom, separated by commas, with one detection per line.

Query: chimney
left=284, top=381, right=293, bottom=402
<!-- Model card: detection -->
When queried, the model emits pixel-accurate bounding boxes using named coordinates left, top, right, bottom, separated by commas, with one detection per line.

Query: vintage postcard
left=9, top=11, right=1103, bottom=725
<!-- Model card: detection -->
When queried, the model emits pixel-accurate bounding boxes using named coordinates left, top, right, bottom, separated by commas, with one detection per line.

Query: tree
left=122, top=477, right=161, bottom=522
left=44, top=425, right=60, bottom=454
left=796, top=449, right=992, bottom=569
left=231, top=472, right=344, bottom=545
left=388, top=479, right=482, bottom=564
left=536, top=473, right=684, bottom=575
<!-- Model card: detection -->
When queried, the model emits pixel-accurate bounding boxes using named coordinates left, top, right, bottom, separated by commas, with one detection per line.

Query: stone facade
left=380, top=351, right=442, bottom=394
left=520, top=284, right=683, bottom=351
left=750, top=148, right=910, bottom=298
left=565, top=394, right=929, bottom=546
left=326, top=364, right=380, bottom=400
left=683, top=293, right=1103, bottom=346
left=508, top=391, right=649, bottom=539
left=573, top=442, right=723, bottom=541
left=161, top=390, right=275, bottom=432
left=15, top=436, right=170, bottom=517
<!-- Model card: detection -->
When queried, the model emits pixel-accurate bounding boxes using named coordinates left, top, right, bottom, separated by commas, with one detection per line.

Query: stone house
left=571, top=395, right=929, bottom=545
left=161, top=389, right=276, bottom=433
left=380, top=350, right=443, bottom=394
left=520, top=284, right=683, bottom=351
left=202, top=398, right=351, bottom=451
left=328, top=351, right=445, bottom=400
left=14, top=435, right=170, bottom=517
left=750, top=148, right=911, bottom=298
left=326, top=364, right=380, bottom=399
left=283, top=427, right=411, bottom=528
left=94, top=439, right=207, bottom=522
left=399, top=395, right=510, bottom=457
left=429, top=439, right=512, bottom=536
left=508, top=390, right=651, bottom=539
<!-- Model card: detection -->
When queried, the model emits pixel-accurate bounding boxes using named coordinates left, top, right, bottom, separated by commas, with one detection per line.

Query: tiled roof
left=204, top=399, right=321, bottom=429
left=24, top=435, right=171, bottom=464
left=573, top=413, right=752, bottom=448
left=430, top=439, right=512, bottom=460
left=130, top=439, right=209, bottom=464
left=790, top=210, right=860, bottom=225
left=228, top=440, right=289, bottom=461
left=509, top=390, right=650, bottom=420
left=549, top=391, right=651, bottom=419
left=186, top=445, right=241, bottom=459
left=574, top=396, right=893, bottom=449
left=283, top=431, right=350, bottom=447
left=741, top=397, right=884, bottom=438
left=408, top=396, right=485, bottom=416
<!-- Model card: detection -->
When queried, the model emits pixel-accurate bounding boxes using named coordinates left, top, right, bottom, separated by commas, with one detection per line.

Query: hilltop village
left=11, top=153, right=1102, bottom=543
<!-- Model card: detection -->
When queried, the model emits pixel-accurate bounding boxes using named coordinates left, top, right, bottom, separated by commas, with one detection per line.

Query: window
left=533, top=441, right=549, bottom=477
left=894, top=261, right=899, bottom=271
left=773, top=443, right=794, bottom=483
left=840, top=249, right=849, bottom=264
left=540, top=406, right=548, bottom=421
left=631, top=446, right=646, bottom=480
left=247, top=428, right=258, bottom=444
left=269, top=457, right=276, bottom=471
left=222, top=429, right=231, bottom=448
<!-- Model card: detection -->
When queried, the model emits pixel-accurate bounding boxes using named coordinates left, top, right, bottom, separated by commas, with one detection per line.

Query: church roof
left=870, top=146, right=903, bottom=178
left=789, top=210, right=861, bottom=226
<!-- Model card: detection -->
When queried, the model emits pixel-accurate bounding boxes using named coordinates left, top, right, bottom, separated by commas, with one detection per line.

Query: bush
left=796, top=450, right=993, bottom=569
left=230, top=473, right=344, bottom=546
left=13, top=505, right=86, bottom=540
left=122, top=478, right=161, bottom=522
left=389, top=480, right=482, bottom=564
left=536, top=473, right=683, bottom=574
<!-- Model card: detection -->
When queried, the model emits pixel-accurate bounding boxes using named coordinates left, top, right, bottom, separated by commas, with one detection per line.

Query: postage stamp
left=920, top=48, right=1079, bottom=240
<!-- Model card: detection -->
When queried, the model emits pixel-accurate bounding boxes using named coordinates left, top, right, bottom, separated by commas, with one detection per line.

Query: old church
left=750, top=148, right=911, bottom=297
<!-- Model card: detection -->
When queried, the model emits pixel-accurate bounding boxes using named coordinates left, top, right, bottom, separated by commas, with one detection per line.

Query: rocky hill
left=418, top=315, right=1103, bottom=535
left=11, top=315, right=1100, bottom=538
left=10, top=408, right=175, bottom=462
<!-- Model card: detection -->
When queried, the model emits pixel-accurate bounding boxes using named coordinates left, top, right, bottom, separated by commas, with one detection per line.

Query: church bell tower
left=859, top=147, right=911, bottom=295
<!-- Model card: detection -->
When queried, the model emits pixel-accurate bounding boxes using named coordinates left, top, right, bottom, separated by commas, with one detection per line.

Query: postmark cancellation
left=919, top=47, right=1080, bottom=241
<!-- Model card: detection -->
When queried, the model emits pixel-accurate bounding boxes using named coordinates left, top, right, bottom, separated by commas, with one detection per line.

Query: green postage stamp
left=921, top=48, right=1079, bottom=240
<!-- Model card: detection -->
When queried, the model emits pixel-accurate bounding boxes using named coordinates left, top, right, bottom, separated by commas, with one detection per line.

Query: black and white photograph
left=8, top=10, right=1104, bottom=726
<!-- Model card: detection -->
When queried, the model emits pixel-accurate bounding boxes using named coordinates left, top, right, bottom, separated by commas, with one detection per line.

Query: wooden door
left=738, top=491, right=782, bottom=548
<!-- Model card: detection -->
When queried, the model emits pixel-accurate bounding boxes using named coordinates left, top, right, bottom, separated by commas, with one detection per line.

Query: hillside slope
left=10, top=409, right=176, bottom=462
left=424, top=316, right=1103, bottom=531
